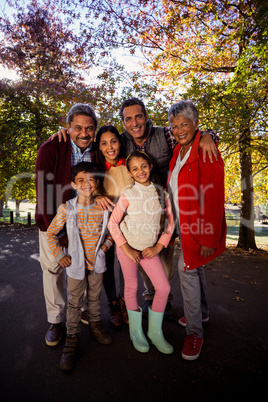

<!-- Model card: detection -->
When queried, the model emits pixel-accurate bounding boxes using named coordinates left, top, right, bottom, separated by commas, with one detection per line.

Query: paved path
left=0, top=225, right=267, bottom=401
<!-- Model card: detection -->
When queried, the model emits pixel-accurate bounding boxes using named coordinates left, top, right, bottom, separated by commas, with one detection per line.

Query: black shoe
left=109, top=300, right=123, bottom=327
left=60, top=334, right=80, bottom=371
left=89, top=321, right=112, bottom=345
left=141, top=300, right=153, bottom=318
left=45, top=323, right=63, bottom=346
left=164, top=301, right=174, bottom=321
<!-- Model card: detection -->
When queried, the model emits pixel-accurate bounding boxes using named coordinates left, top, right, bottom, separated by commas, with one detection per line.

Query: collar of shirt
left=105, top=157, right=125, bottom=171
left=135, top=142, right=147, bottom=152
left=70, top=138, right=92, bottom=167
left=70, top=138, right=92, bottom=155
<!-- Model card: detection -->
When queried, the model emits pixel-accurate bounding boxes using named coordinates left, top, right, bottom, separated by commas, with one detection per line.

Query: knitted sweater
left=108, top=181, right=174, bottom=251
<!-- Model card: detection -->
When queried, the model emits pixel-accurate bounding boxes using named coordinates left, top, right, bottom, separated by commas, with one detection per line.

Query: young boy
left=47, top=161, right=113, bottom=371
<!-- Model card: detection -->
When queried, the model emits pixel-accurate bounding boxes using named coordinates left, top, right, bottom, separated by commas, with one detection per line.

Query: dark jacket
left=35, top=136, right=95, bottom=231
left=120, top=120, right=172, bottom=187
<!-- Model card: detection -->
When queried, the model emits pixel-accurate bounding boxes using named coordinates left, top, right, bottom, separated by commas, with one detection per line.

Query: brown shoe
left=60, top=334, right=80, bottom=371
left=119, top=297, right=129, bottom=324
left=109, top=300, right=123, bottom=327
left=81, top=310, right=89, bottom=325
left=45, top=323, right=63, bottom=346
left=89, top=321, right=112, bottom=345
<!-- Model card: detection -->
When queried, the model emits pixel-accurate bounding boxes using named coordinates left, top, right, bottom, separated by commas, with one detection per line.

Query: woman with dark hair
left=95, top=125, right=121, bottom=168
left=95, top=125, right=134, bottom=327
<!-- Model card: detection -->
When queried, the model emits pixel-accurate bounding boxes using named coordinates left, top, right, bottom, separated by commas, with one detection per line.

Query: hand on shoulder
left=49, top=128, right=69, bottom=142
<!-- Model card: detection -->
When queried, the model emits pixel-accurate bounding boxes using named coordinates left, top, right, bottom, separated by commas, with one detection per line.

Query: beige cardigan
left=103, top=165, right=134, bottom=202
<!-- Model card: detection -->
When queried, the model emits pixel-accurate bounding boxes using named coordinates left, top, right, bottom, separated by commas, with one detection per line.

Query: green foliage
left=0, top=2, right=76, bottom=204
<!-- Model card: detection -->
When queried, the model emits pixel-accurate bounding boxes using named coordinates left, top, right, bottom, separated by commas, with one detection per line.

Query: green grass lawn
left=0, top=201, right=36, bottom=225
left=227, top=224, right=268, bottom=248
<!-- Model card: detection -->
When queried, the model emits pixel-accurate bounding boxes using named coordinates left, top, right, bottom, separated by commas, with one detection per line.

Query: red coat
left=167, top=130, right=226, bottom=270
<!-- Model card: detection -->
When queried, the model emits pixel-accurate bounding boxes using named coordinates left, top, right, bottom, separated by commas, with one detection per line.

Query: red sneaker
left=181, top=334, right=204, bottom=360
left=178, top=315, right=209, bottom=327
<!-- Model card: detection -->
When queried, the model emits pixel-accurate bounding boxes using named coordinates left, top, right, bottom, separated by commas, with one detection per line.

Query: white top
left=168, top=147, right=191, bottom=218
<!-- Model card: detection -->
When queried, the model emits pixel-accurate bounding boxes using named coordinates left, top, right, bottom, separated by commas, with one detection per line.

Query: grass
left=0, top=201, right=36, bottom=225
left=227, top=225, right=268, bottom=250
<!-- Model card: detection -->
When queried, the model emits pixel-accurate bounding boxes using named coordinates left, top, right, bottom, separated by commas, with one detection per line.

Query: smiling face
left=98, top=131, right=121, bottom=165
left=122, top=104, right=148, bottom=144
left=67, top=114, right=96, bottom=152
left=71, top=171, right=99, bottom=204
left=127, top=156, right=152, bottom=186
left=169, top=115, right=198, bottom=151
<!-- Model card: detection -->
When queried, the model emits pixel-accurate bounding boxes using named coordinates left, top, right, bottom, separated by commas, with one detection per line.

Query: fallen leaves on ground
left=233, top=296, right=245, bottom=302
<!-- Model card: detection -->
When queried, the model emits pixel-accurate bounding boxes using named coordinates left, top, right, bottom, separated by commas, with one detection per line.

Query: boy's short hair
left=71, top=162, right=100, bottom=182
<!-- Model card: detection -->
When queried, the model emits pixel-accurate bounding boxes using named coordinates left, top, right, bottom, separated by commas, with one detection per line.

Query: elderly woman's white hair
left=168, top=100, right=199, bottom=125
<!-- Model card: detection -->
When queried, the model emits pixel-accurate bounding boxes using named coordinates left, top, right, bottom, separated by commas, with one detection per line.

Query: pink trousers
left=116, top=246, right=170, bottom=312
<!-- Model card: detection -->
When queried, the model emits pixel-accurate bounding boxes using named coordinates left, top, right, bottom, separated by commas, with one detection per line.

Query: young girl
left=108, top=151, right=174, bottom=354
left=95, top=125, right=134, bottom=326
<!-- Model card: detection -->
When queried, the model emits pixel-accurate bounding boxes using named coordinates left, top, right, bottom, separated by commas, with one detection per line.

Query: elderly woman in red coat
left=167, top=100, right=226, bottom=361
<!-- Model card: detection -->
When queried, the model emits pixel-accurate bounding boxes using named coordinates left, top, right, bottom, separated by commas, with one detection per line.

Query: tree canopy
left=0, top=0, right=93, bottom=212
left=71, top=0, right=268, bottom=249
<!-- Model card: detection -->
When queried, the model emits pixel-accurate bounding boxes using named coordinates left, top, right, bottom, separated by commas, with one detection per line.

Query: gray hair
left=168, top=100, right=199, bottom=125
left=66, top=103, right=98, bottom=127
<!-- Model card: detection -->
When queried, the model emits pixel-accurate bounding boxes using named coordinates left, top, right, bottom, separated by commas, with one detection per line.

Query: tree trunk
left=15, top=199, right=21, bottom=217
left=237, top=127, right=257, bottom=250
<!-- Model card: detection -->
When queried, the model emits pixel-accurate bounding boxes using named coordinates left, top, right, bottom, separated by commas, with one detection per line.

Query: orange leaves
left=233, top=295, right=245, bottom=302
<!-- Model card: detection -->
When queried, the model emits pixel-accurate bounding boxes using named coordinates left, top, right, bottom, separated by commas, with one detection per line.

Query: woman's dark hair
left=95, top=125, right=123, bottom=173
left=126, top=151, right=166, bottom=211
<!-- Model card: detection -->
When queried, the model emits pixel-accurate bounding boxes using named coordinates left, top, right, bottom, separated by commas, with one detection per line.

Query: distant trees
left=0, top=0, right=95, bottom=214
